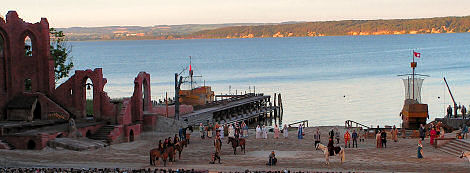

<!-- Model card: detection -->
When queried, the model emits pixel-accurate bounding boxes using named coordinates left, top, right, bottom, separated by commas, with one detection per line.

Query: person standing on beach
left=392, top=125, right=398, bottom=142
left=334, top=128, right=340, bottom=144
left=297, top=124, right=303, bottom=139
left=419, top=124, right=425, bottom=141
left=344, top=130, right=351, bottom=148
left=376, top=130, right=382, bottom=148
left=314, top=128, right=321, bottom=149
left=417, top=140, right=424, bottom=159
left=381, top=130, right=387, bottom=148
left=463, top=124, right=468, bottom=139
left=283, top=124, right=288, bottom=138
left=274, top=124, right=280, bottom=139
left=199, top=123, right=205, bottom=139
left=256, top=125, right=261, bottom=139
left=263, top=125, right=268, bottom=139
left=219, top=124, right=224, bottom=139
left=430, top=127, right=437, bottom=146
left=352, top=130, right=358, bottom=148
left=228, top=124, right=234, bottom=138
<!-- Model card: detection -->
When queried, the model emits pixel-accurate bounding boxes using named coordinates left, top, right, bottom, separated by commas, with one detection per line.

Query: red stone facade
left=0, top=11, right=193, bottom=149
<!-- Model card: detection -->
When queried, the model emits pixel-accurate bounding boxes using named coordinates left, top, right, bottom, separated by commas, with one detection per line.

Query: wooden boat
left=399, top=51, right=429, bottom=130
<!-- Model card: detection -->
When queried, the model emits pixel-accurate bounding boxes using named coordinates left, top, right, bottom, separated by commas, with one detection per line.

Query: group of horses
left=149, top=137, right=189, bottom=167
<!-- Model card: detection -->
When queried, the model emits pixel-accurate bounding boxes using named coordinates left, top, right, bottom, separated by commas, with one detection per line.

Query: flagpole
left=412, top=50, right=415, bottom=101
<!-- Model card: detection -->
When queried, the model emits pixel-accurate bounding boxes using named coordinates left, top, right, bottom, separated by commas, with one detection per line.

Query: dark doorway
left=27, top=140, right=36, bottom=150
left=33, top=102, right=41, bottom=120
left=129, top=130, right=134, bottom=142
left=86, top=130, right=91, bottom=138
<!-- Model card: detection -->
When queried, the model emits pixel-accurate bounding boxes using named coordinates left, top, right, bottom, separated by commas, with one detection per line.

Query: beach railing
left=288, top=120, right=308, bottom=127
left=345, top=120, right=371, bottom=129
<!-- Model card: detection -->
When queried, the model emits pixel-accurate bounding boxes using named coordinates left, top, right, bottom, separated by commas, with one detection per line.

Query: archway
left=84, top=78, right=94, bottom=119
left=24, top=35, right=32, bottom=57
left=33, top=101, right=41, bottom=120
left=27, top=140, right=36, bottom=150
left=142, top=79, right=148, bottom=111
left=129, top=130, right=134, bottom=142
left=86, top=130, right=91, bottom=138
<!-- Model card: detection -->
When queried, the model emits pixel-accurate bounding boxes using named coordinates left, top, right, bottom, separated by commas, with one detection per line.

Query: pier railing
left=288, top=120, right=308, bottom=127
left=345, top=120, right=371, bottom=129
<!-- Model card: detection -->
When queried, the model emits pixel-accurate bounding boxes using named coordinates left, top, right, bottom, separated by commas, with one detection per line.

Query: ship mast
left=412, top=51, right=416, bottom=101
left=189, top=56, right=193, bottom=90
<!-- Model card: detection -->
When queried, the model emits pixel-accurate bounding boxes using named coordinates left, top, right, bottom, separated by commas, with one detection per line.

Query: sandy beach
left=0, top=126, right=468, bottom=172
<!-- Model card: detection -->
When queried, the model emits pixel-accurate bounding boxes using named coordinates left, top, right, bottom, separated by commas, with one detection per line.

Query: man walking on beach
left=447, top=105, right=452, bottom=118
left=314, top=128, right=321, bottom=149
left=344, top=130, right=351, bottom=148
left=419, top=124, right=425, bottom=141
left=352, top=130, right=358, bottom=148
left=381, top=130, right=387, bottom=148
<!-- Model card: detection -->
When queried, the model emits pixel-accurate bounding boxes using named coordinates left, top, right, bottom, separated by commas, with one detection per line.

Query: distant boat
left=398, top=51, right=429, bottom=130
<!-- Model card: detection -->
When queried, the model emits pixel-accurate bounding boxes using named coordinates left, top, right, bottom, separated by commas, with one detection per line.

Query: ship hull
left=401, top=100, right=428, bottom=130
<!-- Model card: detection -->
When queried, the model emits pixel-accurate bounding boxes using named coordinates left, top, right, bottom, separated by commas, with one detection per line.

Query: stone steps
left=437, top=139, right=470, bottom=156
left=89, top=125, right=115, bottom=141
left=0, top=139, right=15, bottom=150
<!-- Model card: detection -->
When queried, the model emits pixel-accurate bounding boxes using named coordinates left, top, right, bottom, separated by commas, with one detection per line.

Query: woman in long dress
left=256, top=125, right=261, bottom=139
left=417, top=140, right=424, bottom=158
left=199, top=123, right=205, bottom=139
left=262, top=125, right=268, bottom=139
left=228, top=124, right=235, bottom=138
left=376, top=130, right=382, bottom=148
left=283, top=124, right=288, bottom=138
left=430, top=127, right=437, bottom=145
left=219, top=125, right=224, bottom=139
left=274, top=124, right=280, bottom=139
left=392, top=125, right=398, bottom=142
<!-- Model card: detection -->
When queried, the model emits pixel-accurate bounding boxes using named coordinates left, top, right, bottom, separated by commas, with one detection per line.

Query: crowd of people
left=199, top=122, right=249, bottom=140
left=0, top=168, right=208, bottom=173
left=0, top=168, right=333, bottom=173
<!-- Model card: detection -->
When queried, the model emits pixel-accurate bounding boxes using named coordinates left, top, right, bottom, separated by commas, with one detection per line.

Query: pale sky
left=1, top=0, right=470, bottom=28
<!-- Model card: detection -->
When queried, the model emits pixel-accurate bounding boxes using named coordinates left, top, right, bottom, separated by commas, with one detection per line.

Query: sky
left=1, top=0, right=470, bottom=28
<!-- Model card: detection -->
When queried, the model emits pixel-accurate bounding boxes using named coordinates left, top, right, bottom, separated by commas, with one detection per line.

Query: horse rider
left=174, top=134, right=179, bottom=145
left=158, top=140, right=164, bottom=154
left=327, top=138, right=335, bottom=156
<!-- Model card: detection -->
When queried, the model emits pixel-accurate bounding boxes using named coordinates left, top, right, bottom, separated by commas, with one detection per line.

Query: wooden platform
left=182, top=94, right=276, bottom=126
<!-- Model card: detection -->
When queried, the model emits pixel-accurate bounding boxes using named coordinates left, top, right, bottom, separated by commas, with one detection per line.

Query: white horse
left=460, top=151, right=470, bottom=163
left=316, top=143, right=345, bottom=165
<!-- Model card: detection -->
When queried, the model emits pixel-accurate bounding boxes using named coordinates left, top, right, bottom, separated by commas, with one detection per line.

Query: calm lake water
left=69, top=33, right=470, bottom=127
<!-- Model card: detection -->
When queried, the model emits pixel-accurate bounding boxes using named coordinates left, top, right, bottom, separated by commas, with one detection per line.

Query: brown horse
left=175, top=142, right=184, bottom=160
left=179, top=139, right=188, bottom=148
left=149, top=148, right=162, bottom=166
left=227, top=137, right=245, bottom=155
left=161, top=146, right=175, bottom=166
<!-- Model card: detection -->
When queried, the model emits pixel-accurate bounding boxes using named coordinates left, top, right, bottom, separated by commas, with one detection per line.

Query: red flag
left=413, top=52, right=421, bottom=58
left=189, top=64, right=192, bottom=72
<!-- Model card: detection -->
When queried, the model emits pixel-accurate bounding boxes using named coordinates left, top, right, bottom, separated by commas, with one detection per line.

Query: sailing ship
left=178, top=57, right=215, bottom=106
left=399, top=51, right=429, bottom=130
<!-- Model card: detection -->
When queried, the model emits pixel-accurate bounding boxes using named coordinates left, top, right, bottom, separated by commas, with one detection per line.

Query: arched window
left=24, top=35, right=32, bottom=57
left=24, top=78, right=32, bottom=91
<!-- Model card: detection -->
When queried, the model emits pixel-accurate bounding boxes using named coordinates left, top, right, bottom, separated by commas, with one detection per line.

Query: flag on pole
left=413, top=51, right=421, bottom=58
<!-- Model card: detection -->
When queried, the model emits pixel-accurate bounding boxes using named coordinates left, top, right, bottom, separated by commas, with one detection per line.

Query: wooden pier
left=182, top=93, right=281, bottom=126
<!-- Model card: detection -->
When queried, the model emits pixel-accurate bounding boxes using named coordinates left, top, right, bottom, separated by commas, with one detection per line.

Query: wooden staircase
left=89, top=125, right=115, bottom=142
left=437, top=139, right=470, bottom=156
